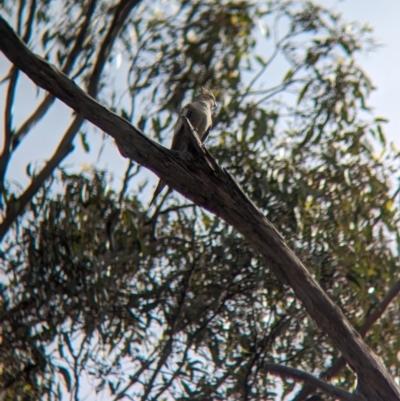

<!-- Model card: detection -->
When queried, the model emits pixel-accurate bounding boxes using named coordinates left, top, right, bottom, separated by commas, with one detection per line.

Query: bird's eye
left=213, top=102, right=217, bottom=109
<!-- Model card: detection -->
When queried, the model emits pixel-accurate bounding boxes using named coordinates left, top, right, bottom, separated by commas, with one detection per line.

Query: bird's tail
left=149, top=179, right=167, bottom=206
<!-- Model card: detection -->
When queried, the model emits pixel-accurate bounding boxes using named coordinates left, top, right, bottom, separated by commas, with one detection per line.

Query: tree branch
left=293, top=277, right=400, bottom=401
left=0, top=17, right=399, bottom=401
left=264, top=363, right=361, bottom=401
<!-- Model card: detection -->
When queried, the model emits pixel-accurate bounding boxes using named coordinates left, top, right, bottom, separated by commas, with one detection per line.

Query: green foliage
left=1, top=0, right=400, bottom=400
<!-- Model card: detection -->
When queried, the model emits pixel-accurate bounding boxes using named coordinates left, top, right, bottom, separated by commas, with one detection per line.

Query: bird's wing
left=149, top=105, right=192, bottom=207
left=171, top=104, right=191, bottom=150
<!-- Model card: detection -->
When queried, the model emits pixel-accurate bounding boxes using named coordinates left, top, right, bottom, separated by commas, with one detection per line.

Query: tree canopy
left=0, top=1, right=399, bottom=400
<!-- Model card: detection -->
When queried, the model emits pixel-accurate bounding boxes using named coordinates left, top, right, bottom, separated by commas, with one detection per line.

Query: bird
left=149, top=88, right=216, bottom=206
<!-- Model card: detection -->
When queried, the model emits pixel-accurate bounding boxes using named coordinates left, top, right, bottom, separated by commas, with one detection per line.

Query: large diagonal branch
left=0, top=17, right=399, bottom=401
left=293, top=277, right=400, bottom=401
left=0, top=0, right=141, bottom=240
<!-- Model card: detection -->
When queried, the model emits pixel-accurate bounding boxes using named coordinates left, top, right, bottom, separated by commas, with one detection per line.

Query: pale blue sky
left=321, top=0, right=400, bottom=146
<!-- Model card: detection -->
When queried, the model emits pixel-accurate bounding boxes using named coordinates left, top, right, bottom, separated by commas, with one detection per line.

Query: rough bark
left=294, top=277, right=400, bottom=400
left=0, top=17, right=399, bottom=401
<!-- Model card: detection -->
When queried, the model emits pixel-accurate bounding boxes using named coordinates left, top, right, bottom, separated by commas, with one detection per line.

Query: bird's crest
left=200, top=87, right=216, bottom=109
left=200, top=86, right=215, bottom=100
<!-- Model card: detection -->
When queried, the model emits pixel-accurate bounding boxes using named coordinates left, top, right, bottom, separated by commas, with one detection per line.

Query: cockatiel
left=149, top=88, right=216, bottom=206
